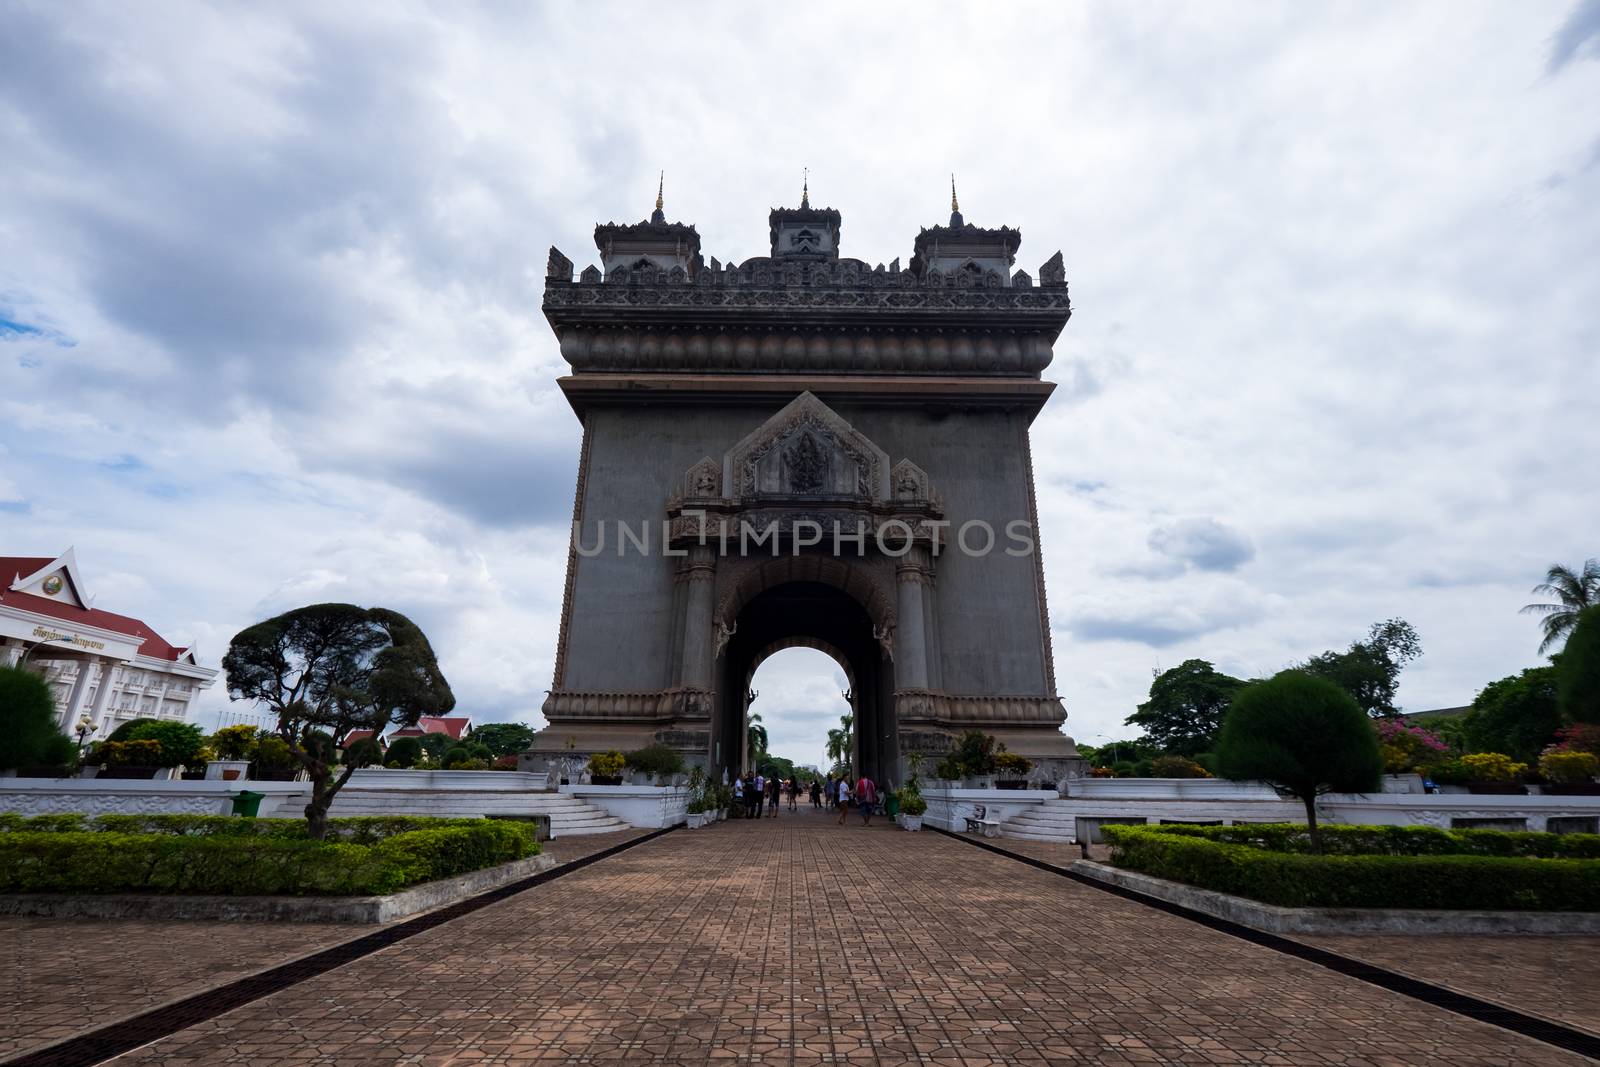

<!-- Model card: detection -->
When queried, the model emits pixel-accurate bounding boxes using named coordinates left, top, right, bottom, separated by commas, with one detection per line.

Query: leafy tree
left=756, top=753, right=798, bottom=781
left=106, top=717, right=160, bottom=741
left=386, top=735, right=423, bottom=768
left=466, top=722, right=535, bottom=757
left=0, top=665, right=75, bottom=770
left=1076, top=738, right=1157, bottom=769
left=1214, top=671, right=1382, bottom=845
left=223, top=603, right=454, bottom=839
left=1462, top=667, right=1562, bottom=763
left=1125, top=659, right=1246, bottom=756
left=1299, top=618, right=1422, bottom=717
left=1557, top=605, right=1600, bottom=723
left=418, top=732, right=452, bottom=762
left=342, top=736, right=385, bottom=766
left=1520, top=559, right=1600, bottom=654
left=124, top=720, right=206, bottom=768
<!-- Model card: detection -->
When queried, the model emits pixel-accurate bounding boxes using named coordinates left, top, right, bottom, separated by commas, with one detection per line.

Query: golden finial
left=951, top=174, right=959, bottom=214
left=801, top=167, right=809, bottom=209
left=655, top=171, right=664, bottom=213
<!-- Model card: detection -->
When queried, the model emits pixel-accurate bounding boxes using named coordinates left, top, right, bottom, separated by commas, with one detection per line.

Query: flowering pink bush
left=1373, top=719, right=1449, bottom=774
left=1548, top=724, right=1600, bottom=756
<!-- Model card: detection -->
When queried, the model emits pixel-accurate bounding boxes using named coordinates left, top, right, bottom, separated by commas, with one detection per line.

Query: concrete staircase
left=1000, top=799, right=1080, bottom=843
left=328, top=788, right=631, bottom=837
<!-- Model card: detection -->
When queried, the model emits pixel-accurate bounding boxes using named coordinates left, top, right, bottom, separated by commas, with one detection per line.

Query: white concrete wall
left=920, top=787, right=1056, bottom=831
left=562, top=784, right=690, bottom=829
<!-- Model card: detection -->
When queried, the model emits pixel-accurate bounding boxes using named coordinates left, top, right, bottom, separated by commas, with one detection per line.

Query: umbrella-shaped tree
left=223, top=603, right=454, bottom=839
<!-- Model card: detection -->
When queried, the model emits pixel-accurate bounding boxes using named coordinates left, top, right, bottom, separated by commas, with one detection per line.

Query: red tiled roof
left=341, top=730, right=383, bottom=749
left=419, top=716, right=471, bottom=740
left=0, top=557, right=186, bottom=661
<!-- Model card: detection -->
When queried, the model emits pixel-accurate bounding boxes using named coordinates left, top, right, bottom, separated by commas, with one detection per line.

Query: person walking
left=856, top=772, right=877, bottom=826
left=767, top=776, right=780, bottom=817
left=787, top=778, right=798, bottom=812
left=733, top=774, right=745, bottom=818
left=810, top=778, right=822, bottom=809
left=754, top=773, right=767, bottom=818
left=836, top=776, right=851, bottom=825
left=744, top=773, right=759, bottom=819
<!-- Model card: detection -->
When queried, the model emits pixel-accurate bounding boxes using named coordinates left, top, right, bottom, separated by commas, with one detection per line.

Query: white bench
left=963, top=804, right=1001, bottom=838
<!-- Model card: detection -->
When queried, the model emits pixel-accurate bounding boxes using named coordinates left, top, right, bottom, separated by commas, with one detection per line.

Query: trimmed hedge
left=1103, top=823, right=1600, bottom=911
left=0, top=816, right=537, bottom=896
left=1123, top=822, right=1600, bottom=860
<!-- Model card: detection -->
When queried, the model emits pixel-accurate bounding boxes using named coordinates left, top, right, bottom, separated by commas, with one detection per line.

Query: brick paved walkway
left=46, top=810, right=1582, bottom=1065
left=0, top=830, right=648, bottom=1062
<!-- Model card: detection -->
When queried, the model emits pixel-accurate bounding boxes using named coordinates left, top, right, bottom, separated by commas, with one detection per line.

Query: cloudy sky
left=3, top=2, right=1598, bottom=768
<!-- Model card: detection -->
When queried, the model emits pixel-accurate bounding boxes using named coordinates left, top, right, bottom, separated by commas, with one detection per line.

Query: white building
left=0, top=549, right=219, bottom=739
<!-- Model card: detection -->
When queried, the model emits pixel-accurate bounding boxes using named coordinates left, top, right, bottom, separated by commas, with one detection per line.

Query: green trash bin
left=884, top=792, right=900, bottom=818
left=230, top=790, right=265, bottom=818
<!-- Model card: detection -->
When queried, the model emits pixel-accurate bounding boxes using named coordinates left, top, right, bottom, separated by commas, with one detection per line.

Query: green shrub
left=208, top=724, right=259, bottom=760
left=98, top=739, right=164, bottom=766
left=386, top=736, right=423, bottom=768
left=124, top=720, right=206, bottom=767
left=252, top=735, right=295, bottom=770
left=587, top=749, right=626, bottom=777
left=625, top=743, right=685, bottom=783
left=1540, top=750, right=1600, bottom=784
left=1102, top=824, right=1600, bottom=910
left=0, top=665, right=75, bottom=771
left=1558, top=606, right=1600, bottom=723
left=994, top=751, right=1033, bottom=776
left=0, top=818, right=536, bottom=896
left=1150, top=754, right=1210, bottom=779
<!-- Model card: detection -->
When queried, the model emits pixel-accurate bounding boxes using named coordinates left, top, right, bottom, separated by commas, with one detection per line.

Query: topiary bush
left=386, top=736, right=423, bottom=768
left=1459, top=752, right=1529, bottom=782
left=1539, top=750, right=1600, bottom=784
left=587, top=749, right=626, bottom=778
left=1149, top=754, right=1211, bottom=779
left=208, top=724, right=259, bottom=760
left=106, top=718, right=160, bottom=742
left=0, top=665, right=75, bottom=771
left=97, top=739, right=164, bottom=766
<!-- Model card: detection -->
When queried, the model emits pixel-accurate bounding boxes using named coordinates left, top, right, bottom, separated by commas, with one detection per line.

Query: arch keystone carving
left=724, top=391, right=890, bottom=502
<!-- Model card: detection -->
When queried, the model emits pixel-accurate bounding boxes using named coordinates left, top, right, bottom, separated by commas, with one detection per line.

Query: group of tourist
left=730, top=771, right=882, bottom=826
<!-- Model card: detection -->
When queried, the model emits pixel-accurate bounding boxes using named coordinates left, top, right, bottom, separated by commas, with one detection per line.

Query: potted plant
left=587, top=749, right=626, bottom=786
left=206, top=723, right=256, bottom=780
left=1148, top=754, right=1210, bottom=780
left=684, top=767, right=709, bottom=828
left=898, top=788, right=927, bottom=831
left=1538, top=750, right=1600, bottom=795
left=1460, top=752, right=1530, bottom=795
left=994, top=751, right=1034, bottom=789
left=624, top=743, right=686, bottom=785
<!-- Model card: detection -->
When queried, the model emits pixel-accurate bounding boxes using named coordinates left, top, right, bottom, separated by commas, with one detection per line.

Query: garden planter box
left=590, top=775, right=623, bottom=786
left=900, top=815, right=923, bottom=831
left=1466, top=782, right=1527, bottom=795
left=1544, top=782, right=1600, bottom=796
left=996, top=780, right=1028, bottom=790
left=95, top=766, right=162, bottom=780
left=252, top=769, right=298, bottom=782
left=205, top=760, right=251, bottom=782
left=16, top=767, right=75, bottom=779
left=180, top=771, right=207, bottom=781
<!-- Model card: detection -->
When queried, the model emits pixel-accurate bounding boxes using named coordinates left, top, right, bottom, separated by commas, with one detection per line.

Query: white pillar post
left=678, top=545, right=717, bottom=691
left=87, top=658, right=118, bottom=734
left=58, top=658, right=95, bottom=732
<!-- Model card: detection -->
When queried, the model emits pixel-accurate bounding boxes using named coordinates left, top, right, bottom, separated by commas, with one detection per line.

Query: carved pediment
left=890, top=459, right=931, bottom=502
left=725, top=392, right=890, bottom=501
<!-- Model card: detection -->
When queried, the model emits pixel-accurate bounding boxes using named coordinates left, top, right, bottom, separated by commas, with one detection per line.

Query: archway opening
left=713, top=579, right=899, bottom=786
left=746, top=647, right=852, bottom=781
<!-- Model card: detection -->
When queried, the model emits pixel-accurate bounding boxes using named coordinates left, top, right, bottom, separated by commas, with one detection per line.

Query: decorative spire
left=801, top=167, right=809, bottom=209
left=655, top=171, right=664, bottom=213
left=951, top=174, right=959, bottom=214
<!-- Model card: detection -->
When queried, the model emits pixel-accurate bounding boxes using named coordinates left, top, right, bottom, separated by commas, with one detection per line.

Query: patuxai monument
left=525, top=181, right=1084, bottom=784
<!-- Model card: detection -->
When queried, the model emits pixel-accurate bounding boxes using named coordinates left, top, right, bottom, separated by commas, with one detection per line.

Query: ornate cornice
left=893, top=691, right=1067, bottom=727
left=542, top=687, right=712, bottom=723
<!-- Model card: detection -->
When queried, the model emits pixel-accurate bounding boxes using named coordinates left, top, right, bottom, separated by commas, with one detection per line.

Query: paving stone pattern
left=1301, top=933, right=1600, bottom=1042
left=89, top=810, right=1585, bottom=1065
left=0, top=832, right=641, bottom=1062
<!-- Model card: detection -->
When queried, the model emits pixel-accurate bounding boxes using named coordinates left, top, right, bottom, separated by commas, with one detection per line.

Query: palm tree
left=747, top=712, right=768, bottom=761
left=1521, top=559, right=1600, bottom=653
left=824, top=711, right=854, bottom=767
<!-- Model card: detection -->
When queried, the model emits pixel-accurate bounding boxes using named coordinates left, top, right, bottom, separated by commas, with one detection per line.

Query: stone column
left=894, top=548, right=932, bottom=691
left=2, top=641, right=21, bottom=669
left=679, top=545, right=717, bottom=692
